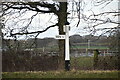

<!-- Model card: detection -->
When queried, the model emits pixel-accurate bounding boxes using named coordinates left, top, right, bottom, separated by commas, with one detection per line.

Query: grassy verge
left=2, top=70, right=119, bottom=78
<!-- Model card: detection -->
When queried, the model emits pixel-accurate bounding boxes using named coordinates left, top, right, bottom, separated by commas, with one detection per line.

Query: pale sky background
left=3, top=0, right=119, bottom=39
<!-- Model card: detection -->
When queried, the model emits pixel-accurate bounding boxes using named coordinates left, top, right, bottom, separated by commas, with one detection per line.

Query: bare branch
left=19, top=12, right=38, bottom=33
left=11, top=23, right=58, bottom=36
left=91, top=18, right=120, bottom=24
left=2, top=2, right=58, bottom=14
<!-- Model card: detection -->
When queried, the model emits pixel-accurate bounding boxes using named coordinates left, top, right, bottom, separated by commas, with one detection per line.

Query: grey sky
left=3, top=0, right=118, bottom=39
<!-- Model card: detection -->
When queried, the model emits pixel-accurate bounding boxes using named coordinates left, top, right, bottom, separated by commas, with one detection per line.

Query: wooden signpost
left=55, top=24, right=70, bottom=71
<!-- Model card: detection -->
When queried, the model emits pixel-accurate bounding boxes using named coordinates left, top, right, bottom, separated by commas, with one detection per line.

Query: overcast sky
left=37, top=0, right=118, bottom=38
left=3, top=0, right=118, bottom=39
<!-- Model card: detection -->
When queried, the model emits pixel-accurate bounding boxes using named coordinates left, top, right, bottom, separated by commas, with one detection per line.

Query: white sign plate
left=55, top=35, right=65, bottom=39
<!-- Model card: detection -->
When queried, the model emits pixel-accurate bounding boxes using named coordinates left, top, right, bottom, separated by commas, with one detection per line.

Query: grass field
left=2, top=70, right=119, bottom=78
left=71, top=57, right=93, bottom=70
left=71, top=46, right=108, bottom=49
left=35, top=45, right=109, bottom=52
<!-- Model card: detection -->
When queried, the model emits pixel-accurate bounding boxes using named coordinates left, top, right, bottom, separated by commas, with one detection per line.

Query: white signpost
left=64, top=25, right=70, bottom=71
left=64, top=25, right=70, bottom=60
left=56, top=25, right=70, bottom=71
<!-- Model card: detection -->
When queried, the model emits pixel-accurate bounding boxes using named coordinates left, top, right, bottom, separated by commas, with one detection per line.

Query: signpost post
left=55, top=22, right=70, bottom=71
left=64, top=25, right=70, bottom=71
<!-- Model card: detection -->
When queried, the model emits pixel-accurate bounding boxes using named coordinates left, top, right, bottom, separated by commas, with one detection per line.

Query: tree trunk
left=57, top=2, right=67, bottom=70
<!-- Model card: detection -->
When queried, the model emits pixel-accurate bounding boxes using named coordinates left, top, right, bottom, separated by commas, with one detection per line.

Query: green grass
left=33, top=45, right=108, bottom=52
left=71, top=56, right=119, bottom=70
left=2, top=70, right=119, bottom=78
left=71, top=57, right=94, bottom=69
left=71, top=46, right=108, bottom=49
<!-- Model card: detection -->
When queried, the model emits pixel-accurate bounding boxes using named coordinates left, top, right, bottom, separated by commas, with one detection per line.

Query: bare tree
left=1, top=1, right=69, bottom=70
left=88, top=0, right=120, bottom=53
left=82, top=0, right=119, bottom=36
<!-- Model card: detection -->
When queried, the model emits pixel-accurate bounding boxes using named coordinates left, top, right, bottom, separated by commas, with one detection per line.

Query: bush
left=2, top=51, right=59, bottom=72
